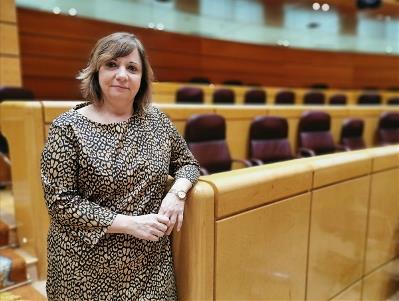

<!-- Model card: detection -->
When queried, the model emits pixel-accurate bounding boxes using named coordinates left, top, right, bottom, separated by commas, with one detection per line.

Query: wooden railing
left=1, top=101, right=399, bottom=300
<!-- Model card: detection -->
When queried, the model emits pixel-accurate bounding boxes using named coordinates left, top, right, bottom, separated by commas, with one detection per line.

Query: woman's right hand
left=125, top=214, right=169, bottom=241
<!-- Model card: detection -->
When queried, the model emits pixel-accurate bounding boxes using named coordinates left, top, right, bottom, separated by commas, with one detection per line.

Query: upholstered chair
left=376, top=112, right=399, bottom=145
left=212, top=88, right=235, bottom=104
left=329, top=94, right=347, bottom=105
left=189, top=77, right=211, bottom=84
left=297, top=111, right=344, bottom=156
left=176, top=87, right=204, bottom=104
left=387, top=97, right=399, bottom=105
left=222, top=80, right=243, bottom=86
left=303, top=91, right=325, bottom=105
left=184, top=114, right=252, bottom=175
left=339, top=118, right=366, bottom=150
left=275, top=90, right=295, bottom=105
left=244, top=89, right=267, bottom=105
left=357, top=93, right=381, bottom=105
left=0, top=86, right=34, bottom=101
left=249, top=116, right=294, bottom=165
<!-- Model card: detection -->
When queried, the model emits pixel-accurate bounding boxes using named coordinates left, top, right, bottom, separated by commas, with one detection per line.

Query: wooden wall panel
left=0, top=0, right=21, bottom=87
left=0, top=55, right=21, bottom=86
left=0, top=23, right=19, bottom=55
left=17, top=7, right=399, bottom=100
left=0, top=0, right=17, bottom=23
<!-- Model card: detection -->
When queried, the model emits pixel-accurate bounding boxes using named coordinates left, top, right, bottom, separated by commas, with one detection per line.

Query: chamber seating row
left=1, top=100, right=399, bottom=300
left=185, top=110, right=399, bottom=174
left=153, top=82, right=399, bottom=106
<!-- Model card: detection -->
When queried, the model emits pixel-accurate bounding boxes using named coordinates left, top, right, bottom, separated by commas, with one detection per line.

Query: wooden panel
left=173, top=181, right=215, bottom=301
left=368, top=145, right=399, bottom=172
left=0, top=23, right=19, bottom=55
left=310, top=151, right=372, bottom=188
left=0, top=55, right=21, bottom=86
left=215, top=193, right=310, bottom=300
left=157, top=104, right=215, bottom=120
left=17, top=7, right=399, bottom=100
left=330, top=280, right=361, bottom=301
left=22, top=56, right=85, bottom=78
left=0, top=0, right=16, bottom=23
left=42, top=100, right=81, bottom=123
left=19, top=32, right=92, bottom=59
left=307, top=176, right=370, bottom=300
left=0, top=101, right=47, bottom=279
left=365, top=168, right=399, bottom=273
left=362, top=258, right=399, bottom=301
left=23, top=77, right=81, bottom=100
left=201, top=160, right=312, bottom=218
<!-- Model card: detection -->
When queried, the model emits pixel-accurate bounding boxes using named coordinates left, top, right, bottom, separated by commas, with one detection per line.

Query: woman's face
left=98, top=48, right=142, bottom=105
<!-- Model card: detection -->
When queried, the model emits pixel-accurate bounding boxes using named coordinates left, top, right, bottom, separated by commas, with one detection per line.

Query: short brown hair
left=77, top=32, right=153, bottom=114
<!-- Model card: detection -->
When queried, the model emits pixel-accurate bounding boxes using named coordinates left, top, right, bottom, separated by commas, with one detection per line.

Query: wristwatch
left=168, top=189, right=187, bottom=201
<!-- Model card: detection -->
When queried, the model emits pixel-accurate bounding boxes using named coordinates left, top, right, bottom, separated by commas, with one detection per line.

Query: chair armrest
left=199, top=167, right=209, bottom=176
left=232, top=158, right=253, bottom=167
left=297, top=147, right=316, bottom=157
left=336, top=144, right=351, bottom=152
left=249, top=158, right=264, bottom=166
left=0, top=152, right=10, bottom=166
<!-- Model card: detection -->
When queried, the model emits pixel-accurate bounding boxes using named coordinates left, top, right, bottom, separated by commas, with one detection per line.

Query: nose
left=115, top=67, right=128, bottom=80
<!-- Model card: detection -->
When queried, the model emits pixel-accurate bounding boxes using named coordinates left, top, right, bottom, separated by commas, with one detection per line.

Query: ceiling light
left=312, top=2, right=321, bottom=10
left=156, top=23, right=164, bottom=30
left=68, top=8, right=77, bottom=16
left=321, top=3, right=330, bottom=11
left=52, top=7, right=61, bottom=14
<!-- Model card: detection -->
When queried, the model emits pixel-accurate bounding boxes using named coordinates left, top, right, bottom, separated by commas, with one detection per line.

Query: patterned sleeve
left=41, top=122, right=117, bottom=245
left=161, top=113, right=200, bottom=184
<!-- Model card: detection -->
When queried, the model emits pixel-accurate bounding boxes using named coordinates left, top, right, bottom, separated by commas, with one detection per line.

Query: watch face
left=177, top=191, right=186, bottom=199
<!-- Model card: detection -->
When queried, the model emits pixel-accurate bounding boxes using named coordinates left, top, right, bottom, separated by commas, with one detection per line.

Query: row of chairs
left=176, top=87, right=399, bottom=105
left=188, top=78, right=399, bottom=91
left=184, top=111, right=399, bottom=175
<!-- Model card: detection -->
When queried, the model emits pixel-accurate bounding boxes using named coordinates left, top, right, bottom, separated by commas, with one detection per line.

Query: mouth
left=111, top=85, right=129, bottom=90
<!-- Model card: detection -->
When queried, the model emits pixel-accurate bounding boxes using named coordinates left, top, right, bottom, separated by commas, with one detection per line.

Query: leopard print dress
left=40, top=103, right=200, bottom=300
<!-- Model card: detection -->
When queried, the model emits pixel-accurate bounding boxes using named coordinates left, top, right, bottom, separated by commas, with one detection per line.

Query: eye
left=127, top=65, right=138, bottom=73
left=105, top=61, right=117, bottom=68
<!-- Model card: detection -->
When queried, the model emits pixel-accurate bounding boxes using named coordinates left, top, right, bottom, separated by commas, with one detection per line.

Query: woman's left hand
left=158, top=193, right=185, bottom=235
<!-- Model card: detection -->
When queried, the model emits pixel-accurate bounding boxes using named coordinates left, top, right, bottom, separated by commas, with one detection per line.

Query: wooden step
left=14, top=249, right=39, bottom=282
left=0, top=219, right=10, bottom=247
left=0, top=282, right=47, bottom=301
left=0, top=188, right=17, bottom=248
left=0, top=248, right=28, bottom=291
left=0, top=220, right=17, bottom=248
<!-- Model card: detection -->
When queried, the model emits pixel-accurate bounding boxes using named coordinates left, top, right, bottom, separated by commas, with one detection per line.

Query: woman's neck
left=95, top=99, right=134, bottom=121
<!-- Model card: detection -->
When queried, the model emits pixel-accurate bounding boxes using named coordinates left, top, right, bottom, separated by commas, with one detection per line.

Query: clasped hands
left=125, top=192, right=185, bottom=242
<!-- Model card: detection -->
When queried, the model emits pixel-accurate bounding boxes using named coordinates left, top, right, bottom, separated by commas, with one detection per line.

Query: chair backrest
left=184, top=114, right=232, bottom=173
left=298, top=111, right=336, bottom=155
left=189, top=77, right=211, bottom=84
left=176, top=87, right=204, bottom=104
left=244, top=89, right=266, bottom=105
left=329, top=94, right=347, bottom=105
left=377, top=112, right=399, bottom=145
left=275, top=90, right=295, bottom=105
left=249, top=116, right=293, bottom=163
left=223, top=80, right=243, bottom=86
left=0, top=86, right=34, bottom=101
left=340, top=118, right=366, bottom=150
left=303, top=91, right=325, bottom=105
left=357, top=93, right=381, bottom=105
left=213, top=88, right=235, bottom=104
left=387, top=97, right=399, bottom=105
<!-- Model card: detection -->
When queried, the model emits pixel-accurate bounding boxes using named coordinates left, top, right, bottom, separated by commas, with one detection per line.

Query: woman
left=41, top=32, right=200, bottom=300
